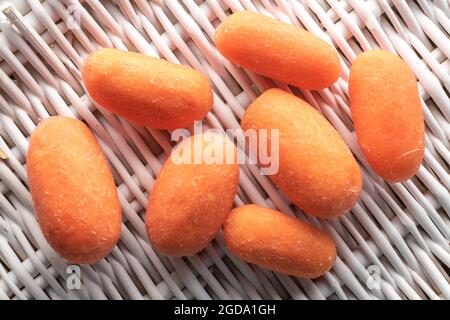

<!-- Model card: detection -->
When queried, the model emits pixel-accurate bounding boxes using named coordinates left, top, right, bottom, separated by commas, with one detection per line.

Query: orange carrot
left=349, top=50, right=424, bottom=182
left=215, top=11, right=340, bottom=90
left=82, top=48, right=213, bottom=130
left=241, top=88, right=362, bottom=218
left=224, top=204, right=336, bottom=278
left=146, top=132, right=239, bottom=256
left=27, top=117, right=121, bottom=264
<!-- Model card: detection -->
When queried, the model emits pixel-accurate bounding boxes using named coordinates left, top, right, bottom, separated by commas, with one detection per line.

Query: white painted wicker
left=0, top=0, right=448, bottom=300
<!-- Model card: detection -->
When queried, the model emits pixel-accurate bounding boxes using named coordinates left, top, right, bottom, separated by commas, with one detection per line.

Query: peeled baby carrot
left=224, top=204, right=336, bottom=278
left=27, top=117, right=121, bottom=264
left=215, top=11, right=340, bottom=90
left=349, top=50, right=424, bottom=182
left=82, top=48, right=213, bottom=130
left=146, top=132, right=239, bottom=256
left=241, top=88, right=362, bottom=218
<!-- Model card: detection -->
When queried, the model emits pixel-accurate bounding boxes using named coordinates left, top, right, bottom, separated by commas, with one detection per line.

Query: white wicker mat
left=0, top=0, right=448, bottom=300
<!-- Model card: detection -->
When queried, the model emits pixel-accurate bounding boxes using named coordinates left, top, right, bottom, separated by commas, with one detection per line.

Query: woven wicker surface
left=0, top=0, right=448, bottom=300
